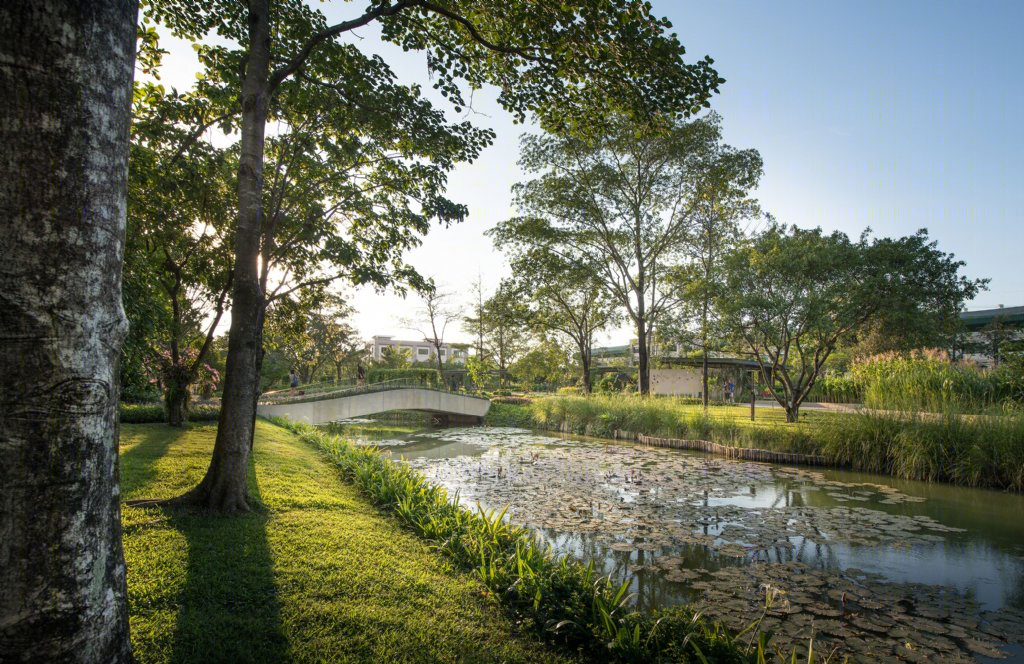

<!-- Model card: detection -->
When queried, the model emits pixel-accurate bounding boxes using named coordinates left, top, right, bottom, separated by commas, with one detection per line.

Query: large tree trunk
left=166, top=385, right=188, bottom=428
left=0, top=0, right=136, bottom=660
left=178, top=0, right=271, bottom=511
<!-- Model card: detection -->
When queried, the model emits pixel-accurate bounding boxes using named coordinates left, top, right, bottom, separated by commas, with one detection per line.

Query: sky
left=155, top=1, right=1024, bottom=346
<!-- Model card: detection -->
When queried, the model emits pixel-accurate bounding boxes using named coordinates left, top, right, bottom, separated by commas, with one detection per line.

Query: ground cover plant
left=119, top=421, right=574, bottom=664
left=487, top=396, right=1024, bottom=491
left=278, top=419, right=847, bottom=663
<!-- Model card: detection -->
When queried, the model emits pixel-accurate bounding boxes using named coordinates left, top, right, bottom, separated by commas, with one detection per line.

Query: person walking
left=289, top=368, right=299, bottom=396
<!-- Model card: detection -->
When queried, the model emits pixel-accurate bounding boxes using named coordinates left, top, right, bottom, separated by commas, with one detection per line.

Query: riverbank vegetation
left=277, top=418, right=840, bottom=663
left=120, top=421, right=573, bottom=664
left=486, top=396, right=1024, bottom=491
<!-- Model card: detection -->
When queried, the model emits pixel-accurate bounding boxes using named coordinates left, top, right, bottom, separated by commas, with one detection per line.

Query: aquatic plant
left=499, top=396, right=1024, bottom=491
left=275, top=417, right=846, bottom=663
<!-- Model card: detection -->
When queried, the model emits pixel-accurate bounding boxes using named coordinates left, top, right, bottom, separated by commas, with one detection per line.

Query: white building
left=369, top=335, right=468, bottom=365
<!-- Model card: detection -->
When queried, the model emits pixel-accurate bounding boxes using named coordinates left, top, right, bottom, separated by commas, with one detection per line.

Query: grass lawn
left=120, top=420, right=574, bottom=664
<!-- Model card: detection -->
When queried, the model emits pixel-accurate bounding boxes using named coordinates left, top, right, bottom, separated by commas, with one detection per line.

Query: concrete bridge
left=256, top=382, right=490, bottom=425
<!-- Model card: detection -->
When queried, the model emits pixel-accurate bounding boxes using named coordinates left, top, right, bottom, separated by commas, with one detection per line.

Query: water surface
left=327, top=422, right=1024, bottom=662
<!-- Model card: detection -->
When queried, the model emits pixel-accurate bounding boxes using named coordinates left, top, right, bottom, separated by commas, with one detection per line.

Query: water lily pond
left=326, top=422, right=1024, bottom=662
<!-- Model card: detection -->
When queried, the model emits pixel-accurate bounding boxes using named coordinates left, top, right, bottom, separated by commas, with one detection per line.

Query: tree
left=264, top=288, right=355, bottom=384
left=146, top=0, right=723, bottom=510
left=511, top=337, right=571, bottom=388
left=463, top=274, right=489, bottom=361
left=128, top=86, right=236, bottom=425
left=718, top=225, right=985, bottom=422
left=404, top=287, right=459, bottom=374
left=378, top=345, right=413, bottom=369
left=483, top=280, right=531, bottom=384
left=668, top=122, right=762, bottom=407
left=495, top=243, right=617, bottom=392
left=0, top=0, right=136, bottom=660
left=494, top=115, right=725, bottom=393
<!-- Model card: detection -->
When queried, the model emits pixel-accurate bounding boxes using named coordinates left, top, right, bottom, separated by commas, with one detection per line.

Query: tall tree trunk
left=702, top=347, right=709, bottom=409
left=0, top=0, right=136, bottom=660
left=637, top=317, right=649, bottom=395
left=701, top=299, right=710, bottom=409
left=179, top=0, right=271, bottom=511
left=581, top=349, right=592, bottom=394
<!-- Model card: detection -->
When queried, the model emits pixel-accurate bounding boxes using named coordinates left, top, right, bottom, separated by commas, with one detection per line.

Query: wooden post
left=750, top=370, right=757, bottom=422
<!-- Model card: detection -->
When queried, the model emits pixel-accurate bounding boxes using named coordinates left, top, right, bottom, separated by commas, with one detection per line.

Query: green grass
left=486, top=395, right=1024, bottom=491
left=120, top=421, right=574, bottom=664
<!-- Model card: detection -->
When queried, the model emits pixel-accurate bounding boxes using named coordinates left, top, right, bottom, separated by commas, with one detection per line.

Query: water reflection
left=328, top=422, right=1024, bottom=661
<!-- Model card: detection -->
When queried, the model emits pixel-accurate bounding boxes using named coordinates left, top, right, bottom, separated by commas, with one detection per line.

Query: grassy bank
left=485, top=396, right=1024, bottom=491
left=120, top=421, right=574, bottom=663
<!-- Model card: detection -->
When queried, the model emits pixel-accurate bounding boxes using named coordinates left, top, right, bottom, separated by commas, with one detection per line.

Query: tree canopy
left=718, top=225, right=985, bottom=421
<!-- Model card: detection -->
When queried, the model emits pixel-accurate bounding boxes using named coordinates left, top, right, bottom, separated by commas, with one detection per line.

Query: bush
left=119, top=402, right=220, bottom=424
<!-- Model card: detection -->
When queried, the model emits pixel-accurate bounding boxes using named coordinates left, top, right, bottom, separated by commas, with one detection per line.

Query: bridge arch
left=256, top=385, right=490, bottom=425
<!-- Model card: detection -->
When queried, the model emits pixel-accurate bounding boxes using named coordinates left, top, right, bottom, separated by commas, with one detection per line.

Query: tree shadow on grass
left=166, top=462, right=289, bottom=663
left=119, top=424, right=177, bottom=499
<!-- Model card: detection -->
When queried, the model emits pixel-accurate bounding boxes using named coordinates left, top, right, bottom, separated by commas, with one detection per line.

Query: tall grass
left=819, top=409, right=1024, bottom=489
left=507, top=395, right=1024, bottom=491
left=529, top=395, right=820, bottom=455
left=279, top=418, right=838, bottom=663
left=851, top=351, right=1022, bottom=414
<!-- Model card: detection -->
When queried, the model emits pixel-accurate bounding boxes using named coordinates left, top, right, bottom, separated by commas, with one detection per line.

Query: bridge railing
left=259, top=377, right=471, bottom=406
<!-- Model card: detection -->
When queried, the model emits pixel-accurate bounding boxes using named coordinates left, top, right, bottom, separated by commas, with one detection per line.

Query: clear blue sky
left=158, top=2, right=1024, bottom=342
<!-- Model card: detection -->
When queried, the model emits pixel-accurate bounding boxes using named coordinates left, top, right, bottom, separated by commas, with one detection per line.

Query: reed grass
left=489, top=396, right=1024, bottom=491
left=851, top=352, right=1022, bottom=414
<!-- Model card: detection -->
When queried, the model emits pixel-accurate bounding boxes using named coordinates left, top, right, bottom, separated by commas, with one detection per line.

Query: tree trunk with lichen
left=0, top=0, right=136, bottom=660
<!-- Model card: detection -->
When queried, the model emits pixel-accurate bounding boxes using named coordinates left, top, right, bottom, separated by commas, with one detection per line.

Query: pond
left=326, top=421, right=1024, bottom=663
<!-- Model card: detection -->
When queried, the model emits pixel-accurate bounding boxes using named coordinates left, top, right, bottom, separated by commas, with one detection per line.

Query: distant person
left=289, top=368, right=299, bottom=396
left=727, top=380, right=735, bottom=403
left=356, top=364, right=366, bottom=386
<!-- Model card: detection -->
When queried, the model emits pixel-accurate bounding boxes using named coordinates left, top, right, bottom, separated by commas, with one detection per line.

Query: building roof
left=959, top=306, right=1024, bottom=330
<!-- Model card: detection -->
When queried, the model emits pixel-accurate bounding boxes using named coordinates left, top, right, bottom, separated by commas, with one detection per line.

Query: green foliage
left=365, top=367, right=442, bottom=388
left=804, top=372, right=862, bottom=404
left=718, top=224, right=985, bottom=421
left=119, top=403, right=219, bottom=424
left=851, top=352, right=1023, bottom=413
left=496, top=115, right=741, bottom=394
left=510, top=338, right=570, bottom=386
left=466, top=354, right=499, bottom=391
left=819, top=410, right=1024, bottom=489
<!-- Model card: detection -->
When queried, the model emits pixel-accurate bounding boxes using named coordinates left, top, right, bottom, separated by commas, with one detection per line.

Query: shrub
left=119, top=402, right=220, bottom=424
left=366, top=367, right=442, bottom=388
